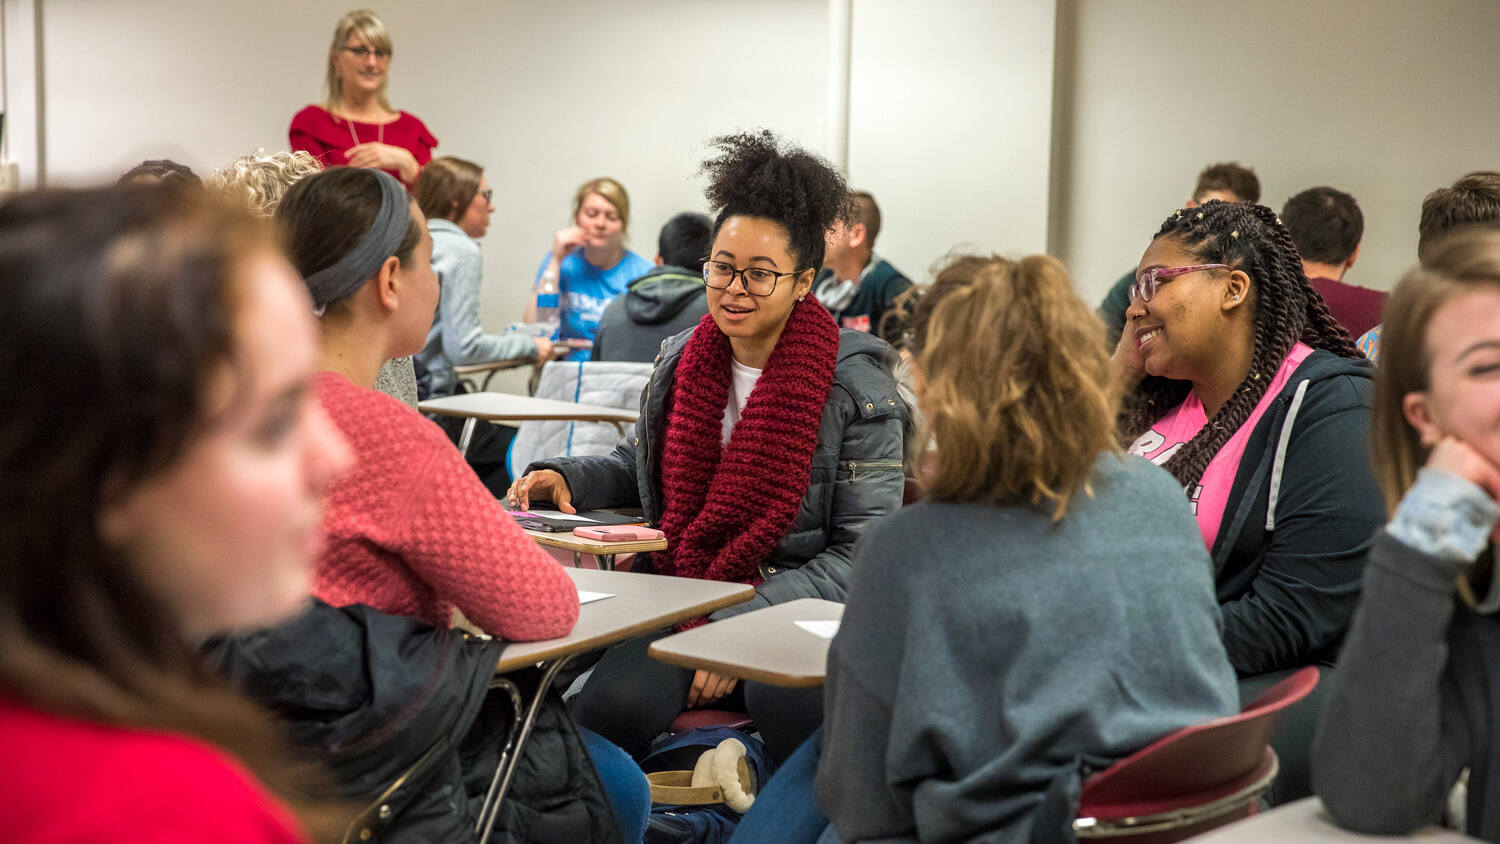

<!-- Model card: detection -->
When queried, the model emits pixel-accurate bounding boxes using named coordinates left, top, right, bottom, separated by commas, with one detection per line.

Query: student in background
left=415, top=156, right=552, bottom=400
left=209, top=148, right=421, bottom=410
left=1360, top=171, right=1500, bottom=363
left=118, top=158, right=203, bottom=187
left=510, top=131, right=907, bottom=762
left=1283, top=186, right=1383, bottom=339
left=592, top=211, right=713, bottom=363
left=290, top=9, right=436, bottom=187
left=275, top=167, right=579, bottom=643
left=527, top=177, right=653, bottom=359
left=1116, top=199, right=1383, bottom=802
left=1314, top=229, right=1500, bottom=841
left=808, top=253, right=1238, bottom=843
left=0, top=185, right=351, bottom=842
left=815, top=190, right=913, bottom=342
left=1099, top=162, right=1261, bottom=339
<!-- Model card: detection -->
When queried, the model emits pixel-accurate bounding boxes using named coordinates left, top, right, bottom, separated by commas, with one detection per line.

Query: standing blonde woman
left=290, top=9, right=436, bottom=187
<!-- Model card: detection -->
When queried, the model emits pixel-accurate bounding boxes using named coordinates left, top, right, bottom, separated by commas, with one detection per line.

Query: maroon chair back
left=902, top=476, right=922, bottom=506
left=1074, top=666, right=1319, bottom=841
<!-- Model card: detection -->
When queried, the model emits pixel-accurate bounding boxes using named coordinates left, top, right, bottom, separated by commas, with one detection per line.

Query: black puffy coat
left=204, top=601, right=620, bottom=844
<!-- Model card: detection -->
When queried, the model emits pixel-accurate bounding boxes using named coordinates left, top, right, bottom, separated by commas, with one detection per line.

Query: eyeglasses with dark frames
left=1129, top=264, right=1232, bottom=303
left=341, top=45, right=391, bottom=61
left=479, top=187, right=493, bottom=204
left=701, top=259, right=809, bottom=297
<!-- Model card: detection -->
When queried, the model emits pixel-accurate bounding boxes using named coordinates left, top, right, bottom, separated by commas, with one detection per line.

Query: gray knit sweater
left=816, top=453, right=1239, bottom=843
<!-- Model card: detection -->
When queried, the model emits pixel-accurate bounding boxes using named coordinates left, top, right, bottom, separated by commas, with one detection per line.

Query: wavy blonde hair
left=910, top=253, right=1121, bottom=518
left=324, top=9, right=394, bottom=113
left=208, top=150, right=323, bottom=218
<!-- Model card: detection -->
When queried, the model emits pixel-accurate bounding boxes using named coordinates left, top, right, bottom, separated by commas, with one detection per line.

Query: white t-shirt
left=721, top=359, right=763, bottom=444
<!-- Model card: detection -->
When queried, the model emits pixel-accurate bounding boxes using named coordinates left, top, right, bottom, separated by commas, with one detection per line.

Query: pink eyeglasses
left=1129, top=264, right=1232, bottom=303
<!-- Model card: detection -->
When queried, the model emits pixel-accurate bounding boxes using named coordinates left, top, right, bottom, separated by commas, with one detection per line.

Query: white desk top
left=1195, top=798, right=1479, bottom=842
left=495, top=568, right=753, bottom=672
left=419, top=392, right=638, bottom=424
left=648, top=598, right=844, bottom=687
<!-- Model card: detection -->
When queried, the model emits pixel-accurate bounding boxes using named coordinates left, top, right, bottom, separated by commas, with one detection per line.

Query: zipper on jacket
left=641, top=369, right=656, bottom=525
left=847, top=459, right=904, bottom=483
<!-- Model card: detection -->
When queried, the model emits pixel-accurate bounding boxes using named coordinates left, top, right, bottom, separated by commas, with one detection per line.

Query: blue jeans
left=580, top=727, right=651, bottom=843
left=730, top=727, right=832, bottom=844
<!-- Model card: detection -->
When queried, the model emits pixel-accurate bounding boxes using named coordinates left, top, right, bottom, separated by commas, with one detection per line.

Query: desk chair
left=1073, top=666, right=1319, bottom=843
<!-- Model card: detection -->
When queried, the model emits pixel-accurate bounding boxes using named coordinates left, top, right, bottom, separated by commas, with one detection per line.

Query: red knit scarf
left=654, top=297, right=840, bottom=587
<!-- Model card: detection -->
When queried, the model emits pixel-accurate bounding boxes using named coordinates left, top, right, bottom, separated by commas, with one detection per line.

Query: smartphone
left=573, top=525, right=664, bottom=542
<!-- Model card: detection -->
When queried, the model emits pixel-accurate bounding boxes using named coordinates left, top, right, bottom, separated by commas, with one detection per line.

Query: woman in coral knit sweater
left=509, top=131, right=909, bottom=762
left=0, top=186, right=352, bottom=841
left=275, top=167, right=579, bottom=641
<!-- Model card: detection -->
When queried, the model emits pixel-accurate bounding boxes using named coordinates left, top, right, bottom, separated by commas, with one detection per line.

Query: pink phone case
left=573, top=525, right=664, bottom=542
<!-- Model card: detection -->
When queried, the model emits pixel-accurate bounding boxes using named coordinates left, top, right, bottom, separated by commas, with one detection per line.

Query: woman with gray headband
left=273, top=167, right=580, bottom=643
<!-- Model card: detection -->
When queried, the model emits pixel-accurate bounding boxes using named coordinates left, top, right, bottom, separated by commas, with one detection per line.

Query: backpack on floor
left=640, top=726, right=777, bottom=844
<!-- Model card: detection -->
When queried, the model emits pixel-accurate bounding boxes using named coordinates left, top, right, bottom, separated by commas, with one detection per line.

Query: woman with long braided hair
left=1115, top=199, right=1384, bottom=801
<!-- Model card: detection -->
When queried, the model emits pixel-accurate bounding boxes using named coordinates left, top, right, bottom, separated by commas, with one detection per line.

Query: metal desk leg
left=457, top=417, right=477, bottom=457
left=572, top=550, right=582, bottom=569
left=476, top=655, right=574, bottom=844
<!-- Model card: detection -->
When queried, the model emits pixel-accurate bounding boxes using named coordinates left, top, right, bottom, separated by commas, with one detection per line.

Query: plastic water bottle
left=535, top=272, right=561, bottom=339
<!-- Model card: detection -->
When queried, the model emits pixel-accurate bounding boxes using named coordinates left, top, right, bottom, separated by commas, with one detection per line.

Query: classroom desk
left=452, top=339, right=594, bottom=393
left=476, top=568, right=752, bottom=844
left=419, top=392, right=638, bottom=456
left=523, top=527, right=666, bottom=571
left=453, top=357, right=532, bottom=393
left=648, top=598, right=843, bottom=687
left=1193, top=797, right=1480, bottom=842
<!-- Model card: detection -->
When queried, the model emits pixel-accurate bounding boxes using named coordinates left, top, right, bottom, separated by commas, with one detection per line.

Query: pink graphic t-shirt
left=1129, top=342, right=1315, bottom=549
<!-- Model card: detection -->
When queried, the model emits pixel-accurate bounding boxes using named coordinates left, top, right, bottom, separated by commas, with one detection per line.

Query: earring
left=798, top=295, right=805, bottom=302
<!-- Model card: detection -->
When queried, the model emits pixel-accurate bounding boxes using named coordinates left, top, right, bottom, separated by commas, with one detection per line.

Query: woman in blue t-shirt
left=527, top=177, right=653, bottom=360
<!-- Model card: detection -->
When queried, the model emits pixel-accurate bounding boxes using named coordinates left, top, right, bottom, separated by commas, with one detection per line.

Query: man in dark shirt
left=1282, top=186, right=1382, bottom=339
left=815, top=191, right=913, bottom=342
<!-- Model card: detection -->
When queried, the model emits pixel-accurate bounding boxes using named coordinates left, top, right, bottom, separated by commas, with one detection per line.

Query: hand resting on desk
left=508, top=469, right=576, bottom=514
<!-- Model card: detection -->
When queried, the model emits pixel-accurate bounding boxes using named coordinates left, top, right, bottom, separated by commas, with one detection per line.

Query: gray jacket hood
left=624, top=266, right=708, bottom=326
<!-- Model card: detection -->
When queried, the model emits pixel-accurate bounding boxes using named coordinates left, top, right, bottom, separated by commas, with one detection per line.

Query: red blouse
left=289, top=105, right=438, bottom=184
left=0, top=696, right=306, bottom=843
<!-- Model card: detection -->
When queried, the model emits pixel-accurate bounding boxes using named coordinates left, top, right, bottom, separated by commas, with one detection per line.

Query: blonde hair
left=1372, top=229, right=1500, bottom=514
left=324, top=9, right=394, bottom=113
left=573, top=177, right=630, bottom=233
left=208, top=150, right=323, bottom=218
left=911, top=253, right=1121, bottom=518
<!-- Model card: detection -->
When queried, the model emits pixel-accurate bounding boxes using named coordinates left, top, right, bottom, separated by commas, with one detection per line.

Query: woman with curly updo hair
left=1115, top=199, right=1384, bottom=801
left=510, top=130, right=908, bottom=761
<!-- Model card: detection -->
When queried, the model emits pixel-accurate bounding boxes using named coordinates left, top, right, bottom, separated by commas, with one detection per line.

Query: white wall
left=24, top=0, right=1500, bottom=343
left=848, top=0, right=1056, bottom=280
left=1057, top=0, right=1500, bottom=304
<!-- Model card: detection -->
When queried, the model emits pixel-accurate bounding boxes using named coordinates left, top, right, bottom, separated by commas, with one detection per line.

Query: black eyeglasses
left=341, top=46, right=391, bottom=61
left=479, top=187, right=493, bottom=204
left=701, top=259, right=809, bottom=297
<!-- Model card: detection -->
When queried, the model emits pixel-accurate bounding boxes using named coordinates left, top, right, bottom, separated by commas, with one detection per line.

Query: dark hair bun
left=699, top=129, right=851, bottom=272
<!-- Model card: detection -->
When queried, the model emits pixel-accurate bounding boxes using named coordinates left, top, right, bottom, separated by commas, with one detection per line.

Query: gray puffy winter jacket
left=529, top=327, right=909, bottom=618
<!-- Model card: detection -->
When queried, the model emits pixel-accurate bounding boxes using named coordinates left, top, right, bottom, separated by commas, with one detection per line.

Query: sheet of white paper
left=577, top=590, right=614, bottom=605
left=794, top=620, right=840, bottom=639
left=514, top=510, right=596, bottom=524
